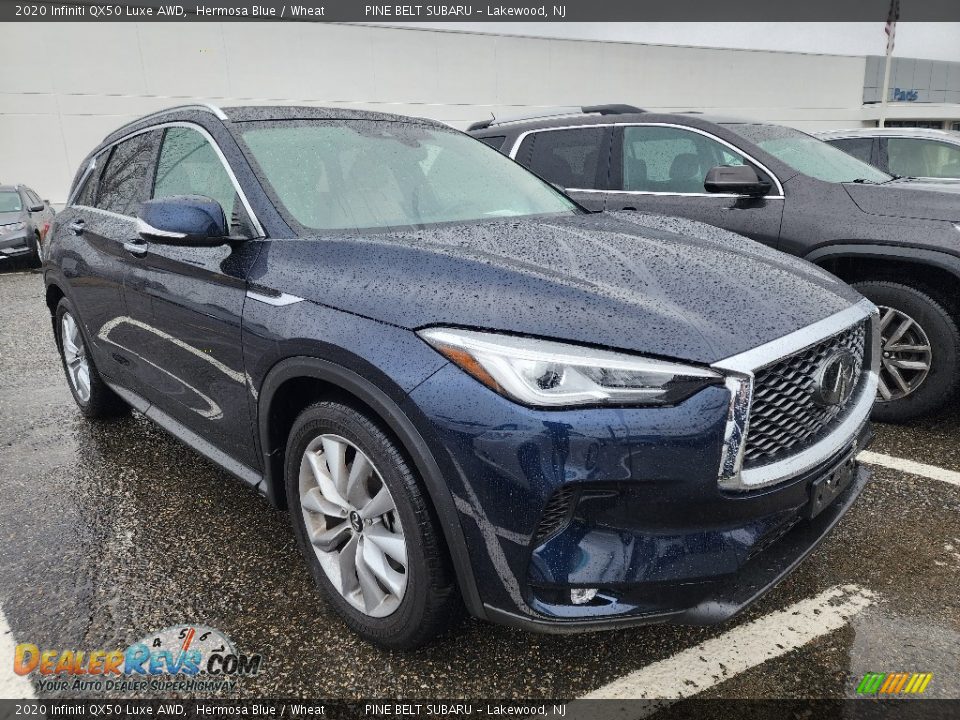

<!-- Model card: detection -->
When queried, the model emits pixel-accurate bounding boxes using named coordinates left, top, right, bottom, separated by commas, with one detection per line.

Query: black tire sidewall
left=54, top=298, right=126, bottom=418
left=55, top=298, right=94, bottom=412
left=854, top=281, right=960, bottom=421
left=284, top=402, right=440, bottom=648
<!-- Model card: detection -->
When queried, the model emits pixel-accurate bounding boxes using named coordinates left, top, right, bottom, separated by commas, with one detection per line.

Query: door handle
left=68, top=220, right=85, bottom=235
left=123, top=241, right=148, bottom=257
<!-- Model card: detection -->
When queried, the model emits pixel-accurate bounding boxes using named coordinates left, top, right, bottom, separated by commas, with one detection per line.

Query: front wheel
left=29, top=232, right=42, bottom=268
left=852, top=281, right=960, bottom=422
left=285, top=401, right=461, bottom=649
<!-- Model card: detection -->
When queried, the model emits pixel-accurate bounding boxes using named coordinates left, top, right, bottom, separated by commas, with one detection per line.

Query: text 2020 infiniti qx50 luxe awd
left=44, top=105, right=879, bottom=648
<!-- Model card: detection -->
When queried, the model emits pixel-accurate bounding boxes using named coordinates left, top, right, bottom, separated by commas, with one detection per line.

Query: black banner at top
left=5, top=0, right=960, bottom=22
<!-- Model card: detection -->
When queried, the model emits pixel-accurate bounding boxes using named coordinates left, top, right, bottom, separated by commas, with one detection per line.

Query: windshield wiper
left=851, top=178, right=878, bottom=184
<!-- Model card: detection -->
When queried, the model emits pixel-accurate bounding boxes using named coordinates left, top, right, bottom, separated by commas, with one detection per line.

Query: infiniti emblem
left=349, top=510, right=364, bottom=534
left=813, top=351, right=857, bottom=407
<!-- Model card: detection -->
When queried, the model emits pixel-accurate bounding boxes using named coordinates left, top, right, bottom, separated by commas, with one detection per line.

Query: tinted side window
left=24, top=188, right=41, bottom=207
left=886, top=138, right=960, bottom=178
left=828, top=138, right=874, bottom=164
left=477, top=135, right=506, bottom=150
left=518, top=128, right=607, bottom=189
left=153, top=127, right=250, bottom=235
left=621, top=126, right=748, bottom=194
left=73, top=165, right=99, bottom=207
left=97, top=133, right=157, bottom=215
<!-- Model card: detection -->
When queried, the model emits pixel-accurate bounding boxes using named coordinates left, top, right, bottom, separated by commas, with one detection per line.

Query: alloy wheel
left=876, top=305, right=933, bottom=402
left=61, top=312, right=91, bottom=402
left=298, top=434, right=407, bottom=618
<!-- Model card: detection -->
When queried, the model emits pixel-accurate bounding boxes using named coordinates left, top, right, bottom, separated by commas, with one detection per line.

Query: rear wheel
left=55, top=298, right=128, bottom=418
left=285, top=401, right=460, bottom=648
left=852, top=280, right=960, bottom=422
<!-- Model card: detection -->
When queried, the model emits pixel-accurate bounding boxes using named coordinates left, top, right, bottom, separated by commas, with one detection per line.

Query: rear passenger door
left=826, top=137, right=879, bottom=169
left=512, top=127, right=612, bottom=212
left=605, top=125, right=785, bottom=249
left=121, top=124, right=263, bottom=470
left=57, top=131, right=159, bottom=383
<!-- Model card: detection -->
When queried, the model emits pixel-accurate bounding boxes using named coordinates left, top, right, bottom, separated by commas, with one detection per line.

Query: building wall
left=863, top=56, right=960, bottom=104
left=1, top=23, right=873, bottom=205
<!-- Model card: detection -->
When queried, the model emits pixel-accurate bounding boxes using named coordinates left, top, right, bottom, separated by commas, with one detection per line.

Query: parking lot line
left=859, top=451, right=960, bottom=488
left=580, top=584, right=876, bottom=702
left=0, top=606, right=35, bottom=699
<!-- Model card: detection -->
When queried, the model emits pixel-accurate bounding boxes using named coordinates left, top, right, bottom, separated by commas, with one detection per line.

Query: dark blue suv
left=44, top=105, right=879, bottom=648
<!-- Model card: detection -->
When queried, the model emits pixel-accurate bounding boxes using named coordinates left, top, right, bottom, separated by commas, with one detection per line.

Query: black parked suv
left=470, top=106, right=960, bottom=421
left=45, top=105, right=877, bottom=648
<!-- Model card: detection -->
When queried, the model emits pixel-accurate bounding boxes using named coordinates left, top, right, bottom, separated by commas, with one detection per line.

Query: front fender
left=805, top=243, right=960, bottom=281
left=255, top=353, right=486, bottom=620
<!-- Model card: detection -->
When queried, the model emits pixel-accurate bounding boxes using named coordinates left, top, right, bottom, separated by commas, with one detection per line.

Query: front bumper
left=406, top=334, right=874, bottom=632
left=0, top=230, right=30, bottom=259
left=486, top=442, right=870, bottom=633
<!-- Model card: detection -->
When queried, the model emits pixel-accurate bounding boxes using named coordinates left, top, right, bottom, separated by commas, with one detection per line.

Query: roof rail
left=103, top=103, right=228, bottom=141
left=467, top=103, right=645, bottom=132
left=581, top=104, right=645, bottom=115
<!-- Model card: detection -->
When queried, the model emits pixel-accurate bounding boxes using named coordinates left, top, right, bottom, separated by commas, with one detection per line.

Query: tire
left=55, top=298, right=129, bottom=419
left=29, top=232, right=42, bottom=268
left=285, top=401, right=461, bottom=649
left=852, top=280, right=960, bottom=422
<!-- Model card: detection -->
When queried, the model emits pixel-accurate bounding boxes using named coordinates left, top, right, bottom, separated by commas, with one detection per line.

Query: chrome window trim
left=69, top=121, right=264, bottom=238
left=73, top=206, right=136, bottom=223
left=508, top=122, right=785, bottom=198
left=66, top=157, right=98, bottom=207
left=711, top=298, right=879, bottom=491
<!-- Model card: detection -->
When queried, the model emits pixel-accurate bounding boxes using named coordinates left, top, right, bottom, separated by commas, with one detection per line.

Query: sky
left=378, top=23, right=960, bottom=62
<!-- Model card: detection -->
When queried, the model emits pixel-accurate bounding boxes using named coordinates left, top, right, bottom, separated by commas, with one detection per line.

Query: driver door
left=122, top=125, right=263, bottom=469
left=605, top=125, right=785, bottom=249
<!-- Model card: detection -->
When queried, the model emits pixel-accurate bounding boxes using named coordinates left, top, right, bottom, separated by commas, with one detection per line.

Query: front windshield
left=724, top=123, right=892, bottom=184
left=239, top=120, right=579, bottom=232
left=0, top=191, right=22, bottom=213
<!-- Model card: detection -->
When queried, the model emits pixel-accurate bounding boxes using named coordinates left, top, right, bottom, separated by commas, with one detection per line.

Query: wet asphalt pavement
left=0, top=269, right=958, bottom=700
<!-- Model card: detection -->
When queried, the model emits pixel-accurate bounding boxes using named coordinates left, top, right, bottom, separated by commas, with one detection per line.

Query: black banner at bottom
left=1, top=699, right=958, bottom=720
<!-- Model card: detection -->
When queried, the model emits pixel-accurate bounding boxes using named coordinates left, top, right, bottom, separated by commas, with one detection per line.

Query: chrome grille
left=744, top=321, right=866, bottom=465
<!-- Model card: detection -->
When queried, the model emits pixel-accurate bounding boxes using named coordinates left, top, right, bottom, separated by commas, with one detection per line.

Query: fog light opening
left=570, top=588, right=599, bottom=605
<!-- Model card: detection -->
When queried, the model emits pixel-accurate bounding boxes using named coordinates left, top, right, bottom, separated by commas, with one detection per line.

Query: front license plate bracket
left=807, top=453, right=857, bottom=519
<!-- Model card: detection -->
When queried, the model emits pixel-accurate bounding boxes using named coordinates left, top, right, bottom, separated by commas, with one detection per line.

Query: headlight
left=418, top=327, right=722, bottom=407
left=0, top=222, right=25, bottom=235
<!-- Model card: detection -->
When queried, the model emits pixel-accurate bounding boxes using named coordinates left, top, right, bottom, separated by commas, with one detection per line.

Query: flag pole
left=880, top=0, right=899, bottom=128
left=879, top=41, right=893, bottom=128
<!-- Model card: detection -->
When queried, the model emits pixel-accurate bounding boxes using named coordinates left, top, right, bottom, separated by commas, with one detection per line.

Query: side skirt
left=105, top=381, right=265, bottom=493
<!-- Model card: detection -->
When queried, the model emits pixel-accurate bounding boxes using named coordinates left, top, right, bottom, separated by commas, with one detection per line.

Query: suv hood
left=844, top=181, right=960, bottom=222
left=275, top=212, right=862, bottom=364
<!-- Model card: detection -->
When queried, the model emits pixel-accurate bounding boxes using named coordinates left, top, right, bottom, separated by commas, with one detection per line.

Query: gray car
left=0, top=184, right=55, bottom=267
left=817, top=128, right=960, bottom=182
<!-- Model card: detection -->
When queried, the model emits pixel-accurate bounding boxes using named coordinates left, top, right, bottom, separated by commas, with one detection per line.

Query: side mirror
left=137, top=195, right=228, bottom=246
left=28, top=203, right=44, bottom=213
left=704, top=165, right=772, bottom=197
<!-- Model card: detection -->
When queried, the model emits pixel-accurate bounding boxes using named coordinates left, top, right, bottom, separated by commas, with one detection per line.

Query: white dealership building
left=2, top=21, right=959, bottom=205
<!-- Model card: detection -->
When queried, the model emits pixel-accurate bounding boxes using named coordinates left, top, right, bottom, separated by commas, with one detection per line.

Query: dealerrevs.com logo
left=14, top=625, right=264, bottom=693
